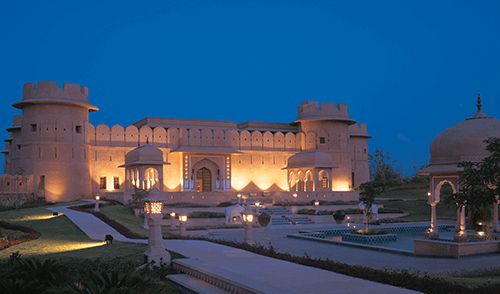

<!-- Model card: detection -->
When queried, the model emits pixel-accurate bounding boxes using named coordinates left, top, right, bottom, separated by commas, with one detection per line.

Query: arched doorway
left=196, top=167, right=212, bottom=192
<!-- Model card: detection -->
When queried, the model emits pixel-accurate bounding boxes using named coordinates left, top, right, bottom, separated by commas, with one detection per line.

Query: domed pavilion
left=419, top=95, right=500, bottom=238
left=119, top=143, right=169, bottom=202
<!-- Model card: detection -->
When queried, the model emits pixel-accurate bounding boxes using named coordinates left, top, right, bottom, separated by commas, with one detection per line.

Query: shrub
left=353, top=229, right=388, bottom=235
left=216, top=201, right=235, bottom=207
left=258, top=213, right=271, bottom=227
left=188, top=211, right=225, bottom=218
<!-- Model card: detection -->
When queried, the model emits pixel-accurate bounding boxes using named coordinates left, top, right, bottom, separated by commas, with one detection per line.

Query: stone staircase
left=261, top=207, right=291, bottom=215
left=262, top=207, right=314, bottom=226
left=289, top=217, right=315, bottom=225
left=168, top=258, right=266, bottom=294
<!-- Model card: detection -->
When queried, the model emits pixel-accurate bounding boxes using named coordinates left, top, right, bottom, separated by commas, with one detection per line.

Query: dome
left=428, top=97, right=500, bottom=169
left=286, top=150, right=337, bottom=169
left=121, top=144, right=167, bottom=167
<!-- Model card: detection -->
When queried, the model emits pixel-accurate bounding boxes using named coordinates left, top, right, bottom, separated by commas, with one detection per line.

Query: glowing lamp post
left=425, top=191, right=440, bottom=239
left=237, top=193, right=242, bottom=204
left=178, top=214, right=188, bottom=237
left=94, top=195, right=100, bottom=212
left=254, top=202, right=261, bottom=214
left=169, top=212, right=176, bottom=231
left=143, top=192, right=170, bottom=266
left=242, top=206, right=255, bottom=245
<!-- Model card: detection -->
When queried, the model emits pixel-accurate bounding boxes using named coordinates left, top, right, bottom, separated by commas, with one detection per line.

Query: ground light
left=94, top=195, right=100, bottom=212
left=169, top=211, right=176, bottom=231
left=242, top=205, right=255, bottom=245
left=143, top=188, right=170, bottom=266
left=178, top=214, right=188, bottom=237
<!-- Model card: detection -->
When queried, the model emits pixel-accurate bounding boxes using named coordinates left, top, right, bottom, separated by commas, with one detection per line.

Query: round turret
left=12, top=81, right=97, bottom=202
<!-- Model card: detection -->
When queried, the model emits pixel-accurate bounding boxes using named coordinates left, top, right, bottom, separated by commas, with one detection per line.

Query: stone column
left=244, top=221, right=253, bottom=245
left=179, top=219, right=187, bottom=237
left=425, top=202, right=439, bottom=238
left=170, top=213, right=176, bottom=231
left=144, top=214, right=170, bottom=265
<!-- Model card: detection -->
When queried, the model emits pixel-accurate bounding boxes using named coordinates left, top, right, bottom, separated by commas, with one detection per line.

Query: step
left=173, top=259, right=267, bottom=294
left=167, top=274, right=230, bottom=294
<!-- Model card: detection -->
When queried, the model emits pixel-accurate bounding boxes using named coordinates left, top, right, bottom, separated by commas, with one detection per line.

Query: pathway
left=48, top=204, right=418, bottom=294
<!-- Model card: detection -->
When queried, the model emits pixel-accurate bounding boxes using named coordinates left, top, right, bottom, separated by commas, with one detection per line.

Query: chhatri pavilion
left=419, top=95, right=500, bottom=238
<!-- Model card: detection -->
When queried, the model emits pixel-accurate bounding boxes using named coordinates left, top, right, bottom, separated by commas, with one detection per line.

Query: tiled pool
left=288, top=224, right=456, bottom=253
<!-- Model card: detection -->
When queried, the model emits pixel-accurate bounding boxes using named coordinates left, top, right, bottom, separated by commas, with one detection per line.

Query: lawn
left=0, top=204, right=147, bottom=260
left=0, top=204, right=183, bottom=293
left=378, top=185, right=458, bottom=221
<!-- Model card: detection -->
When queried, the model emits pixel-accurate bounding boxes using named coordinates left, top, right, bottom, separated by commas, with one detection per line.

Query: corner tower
left=293, top=101, right=358, bottom=191
left=10, top=81, right=98, bottom=202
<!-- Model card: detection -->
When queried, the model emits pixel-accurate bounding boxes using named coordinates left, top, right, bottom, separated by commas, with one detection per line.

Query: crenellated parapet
left=296, top=101, right=355, bottom=124
left=88, top=123, right=302, bottom=151
left=349, top=123, right=371, bottom=138
left=23, top=81, right=88, bottom=101
left=14, top=81, right=98, bottom=111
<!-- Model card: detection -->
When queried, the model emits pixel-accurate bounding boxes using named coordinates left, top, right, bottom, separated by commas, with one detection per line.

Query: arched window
left=196, top=167, right=212, bottom=192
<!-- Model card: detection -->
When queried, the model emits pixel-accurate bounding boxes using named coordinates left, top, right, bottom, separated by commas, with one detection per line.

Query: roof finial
left=476, top=93, right=482, bottom=113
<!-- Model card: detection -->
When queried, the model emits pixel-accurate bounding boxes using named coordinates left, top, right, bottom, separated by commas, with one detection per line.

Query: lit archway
left=144, top=167, right=159, bottom=190
left=305, top=170, right=314, bottom=192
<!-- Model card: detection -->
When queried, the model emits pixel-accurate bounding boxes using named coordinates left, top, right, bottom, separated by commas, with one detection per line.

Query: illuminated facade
left=3, top=81, right=370, bottom=203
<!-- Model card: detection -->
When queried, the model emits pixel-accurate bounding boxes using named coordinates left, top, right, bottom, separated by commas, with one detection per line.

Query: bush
left=258, top=213, right=271, bottom=227
left=353, top=229, right=388, bottom=235
left=297, top=209, right=316, bottom=215
left=216, top=201, right=235, bottom=207
left=188, top=211, right=225, bottom=218
left=0, top=253, right=178, bottom=294
left=378, top=207, right=404, bottom=214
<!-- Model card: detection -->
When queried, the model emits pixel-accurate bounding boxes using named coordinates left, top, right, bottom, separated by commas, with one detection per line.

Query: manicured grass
left=0, top=204, right=147, bottom=260
left=379, top=199, right=457, bottom=221
left=99, top=204, right=149, bottom=237
left=380, top=187, right=429, bottom=200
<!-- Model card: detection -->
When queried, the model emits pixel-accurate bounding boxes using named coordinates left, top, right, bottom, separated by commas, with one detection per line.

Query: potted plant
left=333, top=210, right=346, bottom=224
left=258, top=212, right=271, bottom=227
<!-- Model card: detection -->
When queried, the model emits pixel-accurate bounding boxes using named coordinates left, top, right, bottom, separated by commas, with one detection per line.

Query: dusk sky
left=1, top=0, right=499, bottom=175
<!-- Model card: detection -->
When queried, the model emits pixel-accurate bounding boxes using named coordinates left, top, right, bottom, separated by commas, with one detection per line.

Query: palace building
left=2, top=81, right=370, bottom=204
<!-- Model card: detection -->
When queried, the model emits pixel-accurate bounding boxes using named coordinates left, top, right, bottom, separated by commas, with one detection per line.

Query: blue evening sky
left=1, top=0, right=499, bottom=175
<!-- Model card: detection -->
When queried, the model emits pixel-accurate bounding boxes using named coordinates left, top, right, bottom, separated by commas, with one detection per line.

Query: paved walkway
left=48, top=204, right=418, bottom=294
left=194, top=224, right=500, bottom=274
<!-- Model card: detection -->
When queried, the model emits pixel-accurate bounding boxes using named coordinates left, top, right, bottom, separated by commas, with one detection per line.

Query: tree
left=447, top=137, right=499, bottom=228
left=369, top=149, right=401, bottom=190
left=482, top=137, right=500, bottom=196
left=359, top=181, right=384, bottom=232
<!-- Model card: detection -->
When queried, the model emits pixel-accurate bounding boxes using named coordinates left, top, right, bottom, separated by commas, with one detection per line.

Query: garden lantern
left=254, top=202, right=261, bottom=214
left=94, top=195, right=100, bottom=212
left=178, top=214, right=188, bottom=237
left=242, top=206, right=255, bottom=245
left=169, top=211, right=176, bottom=231
left=314, top=200, right=320, bottom=206
left=143, top=188, right=170, bottom=266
